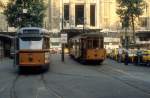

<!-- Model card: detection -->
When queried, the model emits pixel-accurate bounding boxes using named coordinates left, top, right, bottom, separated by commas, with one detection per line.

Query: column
left=69, top=0, right=75, bottom=28
left=60, top=0, right=63, bottom=30
left=96, top=0, right=100, bottom=29
left=48, top=0, right=52, bottom=30
left=148, top=2, right=150, bottom=30
left=51, top=0, right=54, bottom=30
left=85, top=0, right=90, bottom=28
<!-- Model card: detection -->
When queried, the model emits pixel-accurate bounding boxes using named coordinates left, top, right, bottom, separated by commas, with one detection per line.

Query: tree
left=4, top=0, right=46, bottom=28
left=0, top=1, right=5, bottom=9
left=116, top=0, right=145, bottom=44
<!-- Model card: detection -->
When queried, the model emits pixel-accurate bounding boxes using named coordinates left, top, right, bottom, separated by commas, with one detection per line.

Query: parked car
left=141, top=50, right=150, bottom=66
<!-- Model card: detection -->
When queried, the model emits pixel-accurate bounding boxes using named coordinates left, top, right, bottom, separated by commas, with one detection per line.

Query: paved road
left=0, top=54, right=150, bottom=98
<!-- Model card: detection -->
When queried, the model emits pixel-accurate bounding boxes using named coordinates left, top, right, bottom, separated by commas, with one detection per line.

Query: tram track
left=10, top=75, right=20, bottom=98
left=87, top=64, right=150, bottom=96
left=39, top=74, right=63, bottom=98
left=59, top=56, right=150, bottom=96
left=9, top=73, right=64, bottom=98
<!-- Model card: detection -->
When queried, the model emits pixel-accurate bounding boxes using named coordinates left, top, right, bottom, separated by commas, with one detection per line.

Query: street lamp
left=22, top=8, right=28, bottom=27
left=61, top=0, right=65, bottom=62
left=23, top=9, right=27, bottom=14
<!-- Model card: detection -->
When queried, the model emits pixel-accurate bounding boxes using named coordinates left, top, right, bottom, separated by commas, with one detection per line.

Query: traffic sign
left=61, top=33, right=67, bottom=43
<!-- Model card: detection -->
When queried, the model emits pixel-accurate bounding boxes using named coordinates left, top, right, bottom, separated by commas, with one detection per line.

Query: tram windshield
left=19, top=37, right=43, bottom=50
left=87, top=38, right=103, bottom=48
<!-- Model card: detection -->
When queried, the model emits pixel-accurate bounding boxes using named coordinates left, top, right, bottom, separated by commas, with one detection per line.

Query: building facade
left=47, top=0, right=119, bottom=31
left=1, top=0, right=150, bottom=32
left=47, top=0, right=150, bottom=32
left=0, top=0, right=8, bottom=32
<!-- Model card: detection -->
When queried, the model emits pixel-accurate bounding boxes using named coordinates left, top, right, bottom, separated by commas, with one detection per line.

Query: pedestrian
left=136, top=47, right=142, bottom=65
left=118, top=46, right=122, bottom=63
left=124, top=48, right=129, bottom=65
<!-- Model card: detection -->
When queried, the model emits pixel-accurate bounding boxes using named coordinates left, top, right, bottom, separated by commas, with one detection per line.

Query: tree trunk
left=131, top=15, right=135, bottom=44
left=125, top=27, right=128, bottom=49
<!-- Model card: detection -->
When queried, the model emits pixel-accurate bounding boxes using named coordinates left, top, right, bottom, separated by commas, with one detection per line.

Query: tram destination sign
left=61, top=33, right=67, bottom=43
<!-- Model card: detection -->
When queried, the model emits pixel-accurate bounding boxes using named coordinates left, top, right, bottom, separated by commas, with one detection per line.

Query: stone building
left=47, top=0, right=118, bottom=31
left=46, top=0, right=150, bottom=32
left=0, top=0, right=8, bottom=32
left=1, top=0, right=150, bottom=32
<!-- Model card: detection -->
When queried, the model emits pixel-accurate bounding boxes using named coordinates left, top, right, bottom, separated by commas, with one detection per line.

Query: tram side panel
left=69, top=34, right=106, bottom=64
left=15, top=27, right=50, bottom=70
left=86, top=49, right=106, bottom=62
left=17, top=50, right=50, bottom=68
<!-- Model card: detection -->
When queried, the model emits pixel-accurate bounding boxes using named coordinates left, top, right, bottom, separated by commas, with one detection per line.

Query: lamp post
left=22, top=8, right=28, bottom=27
left=23, top=9, right=27, bottom=14
left=61, top=0, right=65, bottom=62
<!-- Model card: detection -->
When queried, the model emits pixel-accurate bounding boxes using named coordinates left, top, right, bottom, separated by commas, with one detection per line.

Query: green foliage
left=4, top=0, right=46, bottom=28
left=0, top=1, right=5, bottom=9
left=116, top=0, right=145, bottom=28
left=116, top=0, right=146, bottom=43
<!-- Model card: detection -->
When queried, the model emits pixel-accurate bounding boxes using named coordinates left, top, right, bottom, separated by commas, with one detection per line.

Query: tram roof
left=70, top=32, right=103, bottom=40
left=61, top=29, right=102, bottom=38
left=16, top=27, right=50, bottom=37
left=17, top=27, right=49, bottom=34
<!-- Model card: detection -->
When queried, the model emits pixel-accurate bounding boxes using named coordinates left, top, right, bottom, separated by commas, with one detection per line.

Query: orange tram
left=69, top=32, right=106, bottom=64
left=14, top=27, right=50, bottom=71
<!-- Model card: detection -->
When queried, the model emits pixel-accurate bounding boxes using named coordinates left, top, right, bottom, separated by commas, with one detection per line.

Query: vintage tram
left=14, top=27, right=50, bottom=70
left=69, top=32, right=106, bottom=64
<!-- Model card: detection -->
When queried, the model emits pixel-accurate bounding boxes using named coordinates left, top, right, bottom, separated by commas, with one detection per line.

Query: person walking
left=118, top=46, right=122, bottom=63
left=124, top=48, right=129, bottom=65
left=136, top=47, right=142, bottom=65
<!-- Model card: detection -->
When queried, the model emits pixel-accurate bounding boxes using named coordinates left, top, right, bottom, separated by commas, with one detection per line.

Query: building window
left=75, top=5, right=84, bottom=26
left=90, top=5, right=95, bottom=26
left=64, top=4, right=69, bottom=21
left=139, top=17, right=147, bottom=27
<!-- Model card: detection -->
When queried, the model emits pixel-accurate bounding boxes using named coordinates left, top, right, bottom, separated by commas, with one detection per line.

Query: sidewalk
left=0, top=57, right=13, bottom=66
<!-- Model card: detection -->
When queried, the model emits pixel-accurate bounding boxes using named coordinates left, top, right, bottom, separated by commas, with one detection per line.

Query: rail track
left=86, top=64, right=150, bottom=96
left=40, top=74, right=63, bottom=98
left=10, top=75, right=20, bottom=98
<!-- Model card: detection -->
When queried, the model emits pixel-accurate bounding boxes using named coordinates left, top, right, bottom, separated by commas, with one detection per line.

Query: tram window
left=69, top=42, right=73, bottom=48
left=16, top=38, right=19, bottom=50
left=93, top=40, right=99, bottom=48
left=100, top=39, right=104, bottom=48
left=43, top=38, right=50, bottom=49
left=19, top=37, right=43, bottom=49
left=87, top=40, right=93, bottom=48
left=23, top=29, right=39, bottom=33
left=20, top=37, right=42, bottom=41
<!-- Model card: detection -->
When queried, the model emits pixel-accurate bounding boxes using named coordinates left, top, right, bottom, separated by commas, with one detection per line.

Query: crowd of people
left=107, top=46, right=149, bottom=66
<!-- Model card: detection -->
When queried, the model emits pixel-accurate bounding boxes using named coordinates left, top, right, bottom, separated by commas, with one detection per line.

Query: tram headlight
left=45, top=52, right=49, bottom=63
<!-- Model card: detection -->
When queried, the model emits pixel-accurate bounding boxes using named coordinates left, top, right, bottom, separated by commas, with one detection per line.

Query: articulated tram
left=69, top=32, right=106, bottom=64
left=14, top=27, right=50, bottom=70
